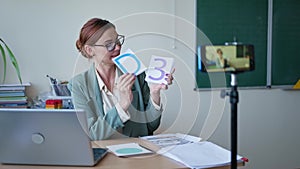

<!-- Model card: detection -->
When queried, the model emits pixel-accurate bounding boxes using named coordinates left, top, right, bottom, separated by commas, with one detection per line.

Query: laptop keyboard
left=93, top=148, right=108, bottom=162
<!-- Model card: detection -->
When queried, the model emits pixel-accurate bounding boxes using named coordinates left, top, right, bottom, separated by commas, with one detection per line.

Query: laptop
left=0, top=108, right=107, bottom=166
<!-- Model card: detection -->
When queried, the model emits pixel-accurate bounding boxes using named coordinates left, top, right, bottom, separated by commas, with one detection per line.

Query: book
left=0, top=82, right=31, bottom=87
left=0, top=103, right=28, bottom=108
left=0, top=86, right=25, bottom=91
left=0, top=96, right=27, bottom=101
left=0, top=96, right=27, bottom=105
left=0, top=82, right=30, bottom=91
left=0, top=91, right=25, bottom=97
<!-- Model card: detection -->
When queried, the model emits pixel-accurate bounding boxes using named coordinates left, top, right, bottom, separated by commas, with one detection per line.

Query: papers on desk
left=159, top=141, right=243, bottom=169
left=141, top=133, right=243, bottom=169
left=141, top=133, right=201, bottom=148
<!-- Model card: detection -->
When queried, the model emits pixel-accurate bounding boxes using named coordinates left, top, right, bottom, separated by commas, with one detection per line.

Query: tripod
left=221, top=73, right=239, bottom=169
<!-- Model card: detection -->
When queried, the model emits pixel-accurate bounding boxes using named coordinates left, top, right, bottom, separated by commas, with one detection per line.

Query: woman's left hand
left=149, top=68, right=175, bottom=105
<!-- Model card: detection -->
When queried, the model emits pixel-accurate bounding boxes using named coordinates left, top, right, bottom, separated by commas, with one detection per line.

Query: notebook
left=0, top=108, right=107, bottom=166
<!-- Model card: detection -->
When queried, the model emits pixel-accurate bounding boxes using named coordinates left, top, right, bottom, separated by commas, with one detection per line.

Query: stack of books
left=0, top=83, right=31, bottom=108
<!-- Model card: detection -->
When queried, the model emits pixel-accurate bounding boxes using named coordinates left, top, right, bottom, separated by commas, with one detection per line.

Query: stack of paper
left=158, top=141, right=243, bottom=169
left=141, top=133, right=243, bottom=168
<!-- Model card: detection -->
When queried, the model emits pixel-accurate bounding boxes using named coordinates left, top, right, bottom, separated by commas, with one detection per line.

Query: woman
left=68, top=18, right=174, bottom=140
left=216, top=48, right=228, bottom=68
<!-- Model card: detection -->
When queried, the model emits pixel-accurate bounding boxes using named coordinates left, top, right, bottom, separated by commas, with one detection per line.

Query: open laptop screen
left=0, top=108, right=107, bottom=166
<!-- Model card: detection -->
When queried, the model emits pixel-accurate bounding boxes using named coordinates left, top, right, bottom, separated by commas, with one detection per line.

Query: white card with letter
left=145, top=55, right=174, bottom=84
left=112, top=49, right=147, bottom=76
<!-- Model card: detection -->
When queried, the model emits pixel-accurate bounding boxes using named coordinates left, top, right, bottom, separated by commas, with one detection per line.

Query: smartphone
left=198, top=44, right=254, bottom=73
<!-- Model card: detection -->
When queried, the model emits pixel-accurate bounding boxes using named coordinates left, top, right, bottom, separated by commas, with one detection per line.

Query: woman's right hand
left=115, top=73, right=136, bottom=111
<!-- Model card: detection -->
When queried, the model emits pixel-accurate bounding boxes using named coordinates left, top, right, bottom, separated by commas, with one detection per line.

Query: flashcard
left=113, top=49, right=147, bottom=76
left=106, top=143, right=153, bottom=157
left=145, top=55, right=174, bottom=84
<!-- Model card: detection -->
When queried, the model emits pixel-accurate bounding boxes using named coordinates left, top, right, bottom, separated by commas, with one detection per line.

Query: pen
left=46, top=75, right=59, bottom=95
left=46, top=75, right=57, bottom=85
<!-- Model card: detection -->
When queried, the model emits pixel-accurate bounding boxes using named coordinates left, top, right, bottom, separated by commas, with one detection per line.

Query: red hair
left=76, top=18, right=115, bottom=58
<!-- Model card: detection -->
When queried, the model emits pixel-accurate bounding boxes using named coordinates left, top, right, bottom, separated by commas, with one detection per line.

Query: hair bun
left=76, top=39, right=82, bottom=52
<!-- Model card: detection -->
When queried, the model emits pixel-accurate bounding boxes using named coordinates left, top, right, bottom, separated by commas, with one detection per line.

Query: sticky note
left=145, top=55, right=174, bottom=84
left=113, top=49, right=147, bottom=76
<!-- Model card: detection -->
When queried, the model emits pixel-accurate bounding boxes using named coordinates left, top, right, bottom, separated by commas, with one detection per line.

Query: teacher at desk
left=68, top=18, right=174, bottom=140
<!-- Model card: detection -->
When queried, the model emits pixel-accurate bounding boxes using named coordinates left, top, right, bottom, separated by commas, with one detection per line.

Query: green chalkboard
left=272, top=0, right=300, bottom=86
left=196, top=0, right=300, bottom=89
left=196, top=0, right=268, bottom=88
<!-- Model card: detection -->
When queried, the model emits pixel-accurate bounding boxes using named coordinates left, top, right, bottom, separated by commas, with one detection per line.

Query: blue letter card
left=112, top=49, right=147, bottom=76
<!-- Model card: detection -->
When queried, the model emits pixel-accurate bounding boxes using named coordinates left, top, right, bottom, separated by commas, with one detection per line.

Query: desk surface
left=0, top=138, right=244, bottom=169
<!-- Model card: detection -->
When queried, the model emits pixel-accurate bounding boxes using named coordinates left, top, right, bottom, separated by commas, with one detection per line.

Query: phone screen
left=198, top=44, right=254, bottom=73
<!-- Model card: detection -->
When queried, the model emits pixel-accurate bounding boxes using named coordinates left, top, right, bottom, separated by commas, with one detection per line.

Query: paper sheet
left=141, top=133, right=201, bottom=148
left=145, top=55, right=174, bottom=84
left=159, top=141, right=243, bottom=168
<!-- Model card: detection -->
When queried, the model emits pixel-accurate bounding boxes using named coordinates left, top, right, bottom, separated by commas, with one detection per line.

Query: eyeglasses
left=93, top=35, right=125, bottom=52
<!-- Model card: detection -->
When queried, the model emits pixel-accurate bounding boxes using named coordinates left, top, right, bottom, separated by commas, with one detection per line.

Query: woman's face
left=92, top=27, right=121, bottom=67
left=217, top=50, right=223, bottom=58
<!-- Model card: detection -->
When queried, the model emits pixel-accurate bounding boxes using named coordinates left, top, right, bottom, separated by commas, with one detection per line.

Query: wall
left=0, top=0, right=300, bottom=168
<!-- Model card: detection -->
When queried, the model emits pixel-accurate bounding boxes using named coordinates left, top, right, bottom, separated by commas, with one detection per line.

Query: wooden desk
left=0, top=138, right=244, bottom=169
